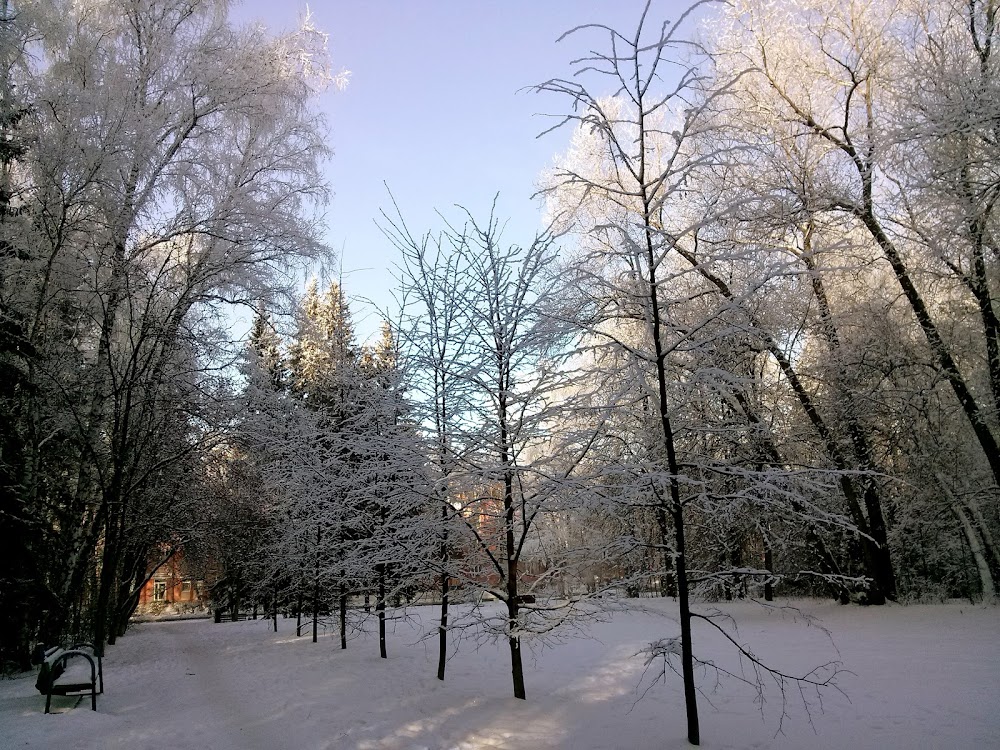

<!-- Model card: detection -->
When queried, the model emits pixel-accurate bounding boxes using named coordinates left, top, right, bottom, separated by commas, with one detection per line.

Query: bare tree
left=385, top=203, right=474, bottom=681
left=537, top=2, right=850, bottom=742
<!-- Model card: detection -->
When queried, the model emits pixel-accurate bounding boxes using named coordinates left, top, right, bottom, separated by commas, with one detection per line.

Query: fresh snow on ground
left=2, top=599, right=997, bottom=749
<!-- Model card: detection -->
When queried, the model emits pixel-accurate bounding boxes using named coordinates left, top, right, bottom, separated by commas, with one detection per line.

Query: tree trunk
left=339, top=574, right=347, bottom=650
left=643, top=155, right=700, bottom=741
left=507, top=611, right=526, bottom=701
left=506, top=544, right=525, bottom=699
left=296, top=543, right=305, bottom=637
left=968, top=502, right=1000, bottom=572
left=232, top=577, right=242, bottom=622
left=377, top=563, right=387, bottom=659
left=93, top=506, right=123, bottom=657
left=500, top=388, right=526, bottom=700
left=655, top=506, right=676, bottom=597
left=505, top=506, right=526, bottom=700
left=312, top=524, right=320, bottom=644
left=673, top=503, right=700, bottom=746
left=763, top=529, right=774, bottom=602
left=954, top=504, right=996, bottom=603
left=437, top=500, right=449, bottom=681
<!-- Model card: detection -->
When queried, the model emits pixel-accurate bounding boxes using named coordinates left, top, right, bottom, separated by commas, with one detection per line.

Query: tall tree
left=537, top=2, right=849, bottom=741
left=0, top=0, right=339, bottom=661
left=390, top=201, right=601, bottom=698
left=451, top=210, right=581, bottom=700
left=713, top=0, right=1000, bottom=601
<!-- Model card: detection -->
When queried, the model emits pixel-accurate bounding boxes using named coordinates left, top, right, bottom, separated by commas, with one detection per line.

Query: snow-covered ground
left=2, top=599, right=997, bottom=749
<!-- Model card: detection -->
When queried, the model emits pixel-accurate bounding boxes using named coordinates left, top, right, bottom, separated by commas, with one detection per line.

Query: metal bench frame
left=36, top=642, right=104, bottom=713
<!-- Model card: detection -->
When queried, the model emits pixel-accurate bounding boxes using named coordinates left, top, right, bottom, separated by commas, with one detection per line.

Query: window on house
left=153, top=580, right=166, bottom=602
left=181, top=579, right=192, bottom=599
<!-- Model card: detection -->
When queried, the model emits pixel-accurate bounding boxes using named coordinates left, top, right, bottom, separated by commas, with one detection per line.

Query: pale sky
left=234, top=0, right=696, bottom=341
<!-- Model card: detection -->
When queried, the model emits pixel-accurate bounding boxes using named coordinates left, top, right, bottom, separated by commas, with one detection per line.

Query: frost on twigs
left=646, top=635, right=683, bottom=658
left=273, top=6, right=349, bottom=91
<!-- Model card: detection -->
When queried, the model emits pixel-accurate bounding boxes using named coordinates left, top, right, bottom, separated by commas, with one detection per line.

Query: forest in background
left=1, top=0, right=998, bottom=745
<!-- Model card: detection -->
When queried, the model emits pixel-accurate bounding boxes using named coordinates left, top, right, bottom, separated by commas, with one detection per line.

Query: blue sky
left=234, top=0, right=695, bottom=341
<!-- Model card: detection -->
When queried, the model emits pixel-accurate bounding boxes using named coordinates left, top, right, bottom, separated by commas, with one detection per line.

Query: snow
left=2, top=599, right=997, bottom=749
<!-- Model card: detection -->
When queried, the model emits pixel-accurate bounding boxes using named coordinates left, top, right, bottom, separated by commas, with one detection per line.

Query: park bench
left=34, top=642, right=104, bottom=713
left=214, top=609, right=251, bottom=622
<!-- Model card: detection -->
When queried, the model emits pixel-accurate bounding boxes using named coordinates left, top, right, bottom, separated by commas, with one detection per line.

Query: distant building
left=135, top=549, right=211, bottom=616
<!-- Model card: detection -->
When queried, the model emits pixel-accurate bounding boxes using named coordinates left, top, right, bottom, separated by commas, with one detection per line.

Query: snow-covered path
left=154, top=619, right=301, bottom=750
left=1, top=600, right=998, bottom=749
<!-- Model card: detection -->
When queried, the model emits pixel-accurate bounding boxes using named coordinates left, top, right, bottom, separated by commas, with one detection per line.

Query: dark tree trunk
left=673, top=503, right=700, bottom=746
left=111, top=562, right=145, bottom=639
left=655, top=506, right=676, bottom=597
left=312, top=524, right=320, bottom=644
left=500, top=388, right=525, bottom=700
left=296, top=543, right=305, bottom=636
left=339, top=575, right=347, bottom=650
left=377, top=563, right=387, bottom=659
left=763, top=531, right=774, bottom=602
left=641, top=158, right=700, bottom=740
left=93, top=505, right=123, bottom=657
left=505, top=532, right=525, bottom=699
left=232, top=578, right=241, bottom=622
left=507, top=607, right=526, bottom=701
left=437, top=499, right=449, bottom=681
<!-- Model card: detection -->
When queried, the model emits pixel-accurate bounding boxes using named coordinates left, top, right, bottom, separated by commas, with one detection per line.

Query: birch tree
left=0, top=0, right=340, bottom=662
left=715, top=0, right=1000, bottom=601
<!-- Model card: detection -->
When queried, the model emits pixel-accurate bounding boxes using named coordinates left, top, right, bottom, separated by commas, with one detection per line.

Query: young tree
left=537, top=2, right=849, bottom=741
left=356, top=321, right=430, bottom=658
left=390, top=201, right=604, bottom=699
left=386, top=207, right=475, bottom=681
left=450, top=210, right=586, bottom=700
left=286, top=280, right=365, bottom=648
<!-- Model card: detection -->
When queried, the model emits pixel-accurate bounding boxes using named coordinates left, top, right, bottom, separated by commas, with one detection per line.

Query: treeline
left=0, top=0, right=338, bottom=669
left=1, top=0, right=998, bottom=743
left=214, top=1, right=1000, bottom=742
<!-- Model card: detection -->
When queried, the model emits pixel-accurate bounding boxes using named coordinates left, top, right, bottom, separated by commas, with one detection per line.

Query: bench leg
left=45, top=691, right=52, bottom=714
left=91, top=686, right=97, bottom=711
